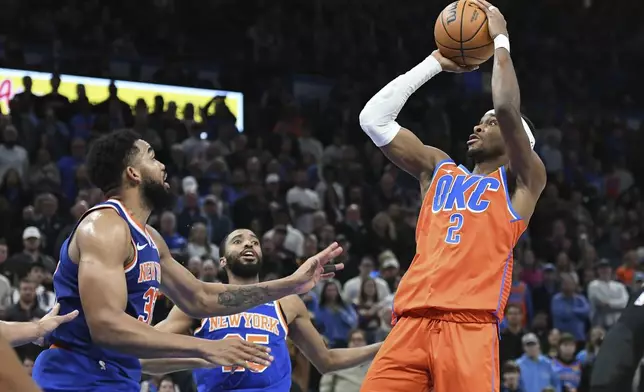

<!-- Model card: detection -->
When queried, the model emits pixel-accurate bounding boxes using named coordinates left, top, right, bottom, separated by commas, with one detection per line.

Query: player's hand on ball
left=431, top=50, right=479, bottom=73
left=470, top=0, right=508, bottom=38
left=291, top=242, right=344, bottom=294
left=203, top=337, right=274, bottom=369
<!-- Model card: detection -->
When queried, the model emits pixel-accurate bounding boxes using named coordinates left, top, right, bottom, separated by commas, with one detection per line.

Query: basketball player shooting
left=31, top=130, right=344, bottom=392
left=138, top=229, right=382, bottom=391
left=358, top=1, right=546, bottom=391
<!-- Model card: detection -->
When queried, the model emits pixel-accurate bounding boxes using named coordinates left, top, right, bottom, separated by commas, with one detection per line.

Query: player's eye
left=233, top=239, right=241, bottom=244
left=252, top=241, right=259, bottom=246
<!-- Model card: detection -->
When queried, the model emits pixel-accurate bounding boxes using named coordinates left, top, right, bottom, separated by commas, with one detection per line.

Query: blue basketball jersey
left=193, top=301, right=291, bottom=392
left=32, top=199, right=162, bottom=391
left=552, top=358, right=582, bottom=390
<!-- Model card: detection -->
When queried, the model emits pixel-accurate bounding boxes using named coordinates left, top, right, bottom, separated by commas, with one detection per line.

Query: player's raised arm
left=358, top=51, right=475, bottom=181
left=282, top=295, right=382, bottom=374
left=77, top=211, right=272, bottom=368
left=473, top=0, right=546, bottom=195
left=0, top=304, right=78, bottom=347
left=150, top=226, right=343, bottom=318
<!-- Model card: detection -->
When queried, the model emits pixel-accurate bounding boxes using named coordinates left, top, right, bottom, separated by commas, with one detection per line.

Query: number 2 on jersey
left=445, top=213, right=464, bottom=244
left=137, top=287, right=159, bottom=324
left=222, top=333, right=270, bottom=373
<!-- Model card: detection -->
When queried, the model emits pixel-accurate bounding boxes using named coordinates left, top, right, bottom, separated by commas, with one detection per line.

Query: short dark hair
left=559, top=332, right=576, bottom=345
left=502, top=360, right=520, bottom=374
left=506, top=303, right=523, bottom=313
left=19, top=277, right=36, bottom=286
left=219, top=233, right=230, bottom=258
left=86, top=130, right=141, bottom=194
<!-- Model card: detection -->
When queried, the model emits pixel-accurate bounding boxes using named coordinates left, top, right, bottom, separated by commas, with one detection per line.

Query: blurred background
left=0, top=0, right=643, bottom=391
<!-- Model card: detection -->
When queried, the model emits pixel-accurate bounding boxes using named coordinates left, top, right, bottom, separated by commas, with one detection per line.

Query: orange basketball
left=434, top=0, right=494, bottom=66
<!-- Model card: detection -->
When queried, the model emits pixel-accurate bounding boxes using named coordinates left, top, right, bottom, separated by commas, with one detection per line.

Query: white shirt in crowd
left=186, top=242, right=220, bottom=260
left=587, top=278, right=629, bottom=328
left=342, top=276, right=391, bottom=304
left=11, top=285, right=56, bottom=313
left=264, top=225, right=305, bottom=257
left=286, top=186, right=320, bottom=234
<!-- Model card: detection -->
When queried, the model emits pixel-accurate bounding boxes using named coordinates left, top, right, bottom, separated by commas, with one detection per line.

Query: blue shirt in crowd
left=516, top=354, right=561, bottom=392
left=550, top=293, right=590, bottom=341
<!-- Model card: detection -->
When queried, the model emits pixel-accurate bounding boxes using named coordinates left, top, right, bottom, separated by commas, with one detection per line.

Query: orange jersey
left=393, top=159, right=526, bottom=322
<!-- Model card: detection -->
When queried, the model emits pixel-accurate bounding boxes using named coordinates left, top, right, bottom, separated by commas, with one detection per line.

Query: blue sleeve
left=551, top=296, right=570, bottom=321
left=551, top=365, right=562, bottom=392
left=339, top=305, right=358, bottom=327
left=573, top=295, right=590, bottom=319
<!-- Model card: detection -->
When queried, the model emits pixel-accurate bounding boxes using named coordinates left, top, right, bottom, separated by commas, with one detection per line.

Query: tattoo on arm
left=217, top=285, right=277, bottom=308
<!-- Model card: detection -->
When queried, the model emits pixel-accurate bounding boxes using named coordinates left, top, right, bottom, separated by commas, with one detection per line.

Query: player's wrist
left=425, top=54, right=444, bottom=74
left=493, top=34, right=510, bottom=53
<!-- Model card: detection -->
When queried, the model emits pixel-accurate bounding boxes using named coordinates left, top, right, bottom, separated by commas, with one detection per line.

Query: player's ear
left=124, top=166, right=141, bottom=185
left=219, top=257, right=227, bottom=269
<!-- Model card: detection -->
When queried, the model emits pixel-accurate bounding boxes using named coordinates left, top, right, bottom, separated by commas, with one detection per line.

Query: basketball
left=434, top=0, right=494, bottom=66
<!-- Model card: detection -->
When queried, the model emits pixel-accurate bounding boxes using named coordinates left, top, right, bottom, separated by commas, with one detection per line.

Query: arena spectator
left=319, top=329, right=370, bottom=392
left=314, top=280, right=358, bottom=349
left=586, top=259, right=629, bottom=329
left=551, top=273, right=590, bottom=345
left=516, top=333, right=561, bottom=392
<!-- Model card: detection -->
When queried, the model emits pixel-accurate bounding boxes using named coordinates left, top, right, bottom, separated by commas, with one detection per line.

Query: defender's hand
left=35, top=304, right=79, bottom=346
left=290, top=242, right=344, bottom=294
left=470, top=0, right=508, bottom=39
left=201, top=338, right=273, bottom=369
left=431, top=51, right=479, bottom=73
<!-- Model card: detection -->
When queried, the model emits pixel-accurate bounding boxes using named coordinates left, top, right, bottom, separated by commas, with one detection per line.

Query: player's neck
left=472, top=156, right=508, bottom=176
left=228, top=275, right=260, bottom=285
left=111, top=189, right=152, bottom=226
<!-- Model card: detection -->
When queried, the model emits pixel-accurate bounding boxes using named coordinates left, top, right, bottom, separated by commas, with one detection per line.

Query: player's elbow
left=314, top=352, right=337, bottom=375
left=86, top=313, right=123, bottom=347
left=358, top=106, right=375, bottom=133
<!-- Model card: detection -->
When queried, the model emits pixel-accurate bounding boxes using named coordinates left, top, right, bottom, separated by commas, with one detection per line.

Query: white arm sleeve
left=359, top=55, right=443, bottom=147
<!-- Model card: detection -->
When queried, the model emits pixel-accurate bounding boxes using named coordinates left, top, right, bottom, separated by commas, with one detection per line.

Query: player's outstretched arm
left=140, top=306, right=211, bottom=375
left=0, top=303, right=78, bottom=347
left=0, top=332, right=41, bottom=392
left=474, top=0, right=546, bottom=196
left=358, top=51, right=475, bottom=182
left=282, top=295, right=382, bottom=374
left=150, top=226, right=343, bottom=318
left=77, top=211, right=271, bottom=369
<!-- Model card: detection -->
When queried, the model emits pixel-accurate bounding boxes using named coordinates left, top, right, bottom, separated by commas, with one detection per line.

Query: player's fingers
left=241, top=344, right=274, bottom=365
left=47, top=303, right=61, bottom=317
left=322, top=263, right=344, bottom=274
left=239, top=339, right=271, bottom=355
left=320, top=272, right=335, bottom=279
left=319, top=246, right=343, bottom=264
left=315, top=242, right=339, bottom=262
left=60, top=309, right=80, bottom=322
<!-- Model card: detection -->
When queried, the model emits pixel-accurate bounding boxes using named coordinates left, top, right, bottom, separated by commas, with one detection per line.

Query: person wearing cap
left=587, top=259, right=629, bottom=330
left=377, top=250, right=400, bottom=293
left=516, top=332, right=561, bottom=392
left=552, top=333, right=582, bottom=391
left=202, top=194, right=233, bottom=245
left=2, top=227, right=56, bottom=286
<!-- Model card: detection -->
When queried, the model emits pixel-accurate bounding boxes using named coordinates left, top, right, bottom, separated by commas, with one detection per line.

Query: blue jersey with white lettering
left=552, top=358, right=582, bottom=390
left=33, top=199, right=161, bottom=391
left=193, top=301, right=291, bottom=392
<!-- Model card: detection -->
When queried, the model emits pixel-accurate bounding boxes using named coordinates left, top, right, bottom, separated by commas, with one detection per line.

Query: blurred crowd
left=1, top=0, right=644, bottom=392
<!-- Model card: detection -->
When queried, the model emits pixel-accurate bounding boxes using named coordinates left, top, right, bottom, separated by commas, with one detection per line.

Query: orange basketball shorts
left=361, top=310, right=500, bottom=392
